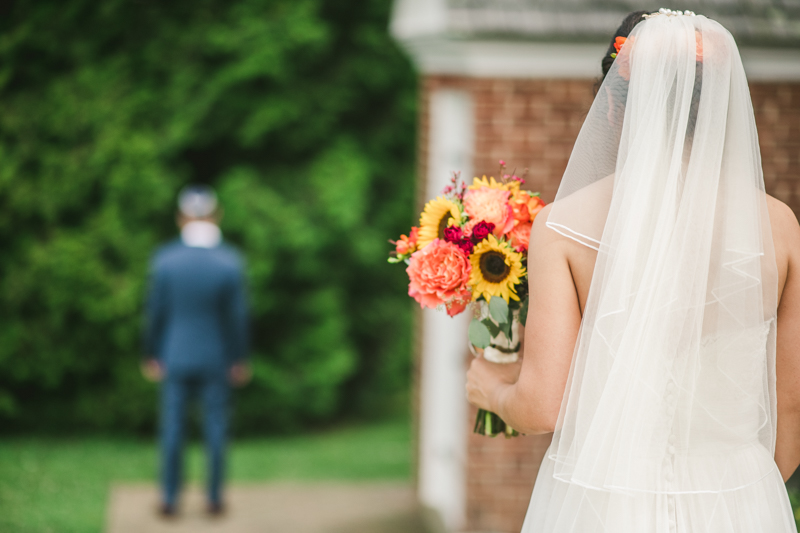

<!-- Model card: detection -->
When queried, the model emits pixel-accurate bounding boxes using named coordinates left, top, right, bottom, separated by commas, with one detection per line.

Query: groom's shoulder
left=150, top=239, right=183, bottom=264
left=215, top=243, right=245, bottom=267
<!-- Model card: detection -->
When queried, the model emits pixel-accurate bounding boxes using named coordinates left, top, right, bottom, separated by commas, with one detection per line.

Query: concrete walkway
left=106, top=482, right=427, bottom=533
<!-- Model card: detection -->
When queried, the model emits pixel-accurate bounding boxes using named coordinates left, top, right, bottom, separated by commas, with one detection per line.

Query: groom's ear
left=176, top=212, right=187, bottom=228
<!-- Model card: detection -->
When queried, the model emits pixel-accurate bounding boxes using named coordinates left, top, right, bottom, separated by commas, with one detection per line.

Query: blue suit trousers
left=160, top=374, right=229, bottom=506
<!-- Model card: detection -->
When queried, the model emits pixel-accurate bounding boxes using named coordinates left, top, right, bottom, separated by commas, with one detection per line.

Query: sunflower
left=469, top=235, right=526, bottom=302
left=469, top=175, right=520, bottom=194
left=418, top=197, right=462, bottom=249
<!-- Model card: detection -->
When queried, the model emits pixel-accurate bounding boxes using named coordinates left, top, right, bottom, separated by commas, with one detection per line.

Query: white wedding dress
left=522, top=11, right=798, bottom=533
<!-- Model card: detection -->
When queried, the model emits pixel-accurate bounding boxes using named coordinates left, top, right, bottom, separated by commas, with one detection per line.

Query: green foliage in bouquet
left=468, top=296, right=527, bottom=351
left=0, top=0, right=416, bottom=434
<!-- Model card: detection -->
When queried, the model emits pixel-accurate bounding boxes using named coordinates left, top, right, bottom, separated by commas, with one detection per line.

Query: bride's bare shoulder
left=767, top=194, right=799, bottom=223
left=766, top=195, right=800, bottom=252
left=766, top=195, right=800, bottom=300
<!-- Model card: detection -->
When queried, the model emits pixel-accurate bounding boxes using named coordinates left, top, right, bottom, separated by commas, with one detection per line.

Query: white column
left=417, top=89, right=474, bottom=532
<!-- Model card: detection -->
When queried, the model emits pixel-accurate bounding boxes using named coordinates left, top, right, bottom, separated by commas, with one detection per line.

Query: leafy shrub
left=0, top=0, right=416, bottom=434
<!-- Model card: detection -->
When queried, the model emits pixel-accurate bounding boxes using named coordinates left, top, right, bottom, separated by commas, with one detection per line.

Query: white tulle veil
left=545, top=11, right=779, bottom=496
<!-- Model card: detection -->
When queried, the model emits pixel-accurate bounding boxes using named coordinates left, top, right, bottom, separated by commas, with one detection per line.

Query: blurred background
left=0, top=1, right=418, bottom=531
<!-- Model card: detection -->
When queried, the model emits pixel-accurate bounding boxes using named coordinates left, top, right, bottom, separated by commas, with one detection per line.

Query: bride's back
left=563, top=195, right=798, bottom=313
left=505, top=11, right=800, bottom=533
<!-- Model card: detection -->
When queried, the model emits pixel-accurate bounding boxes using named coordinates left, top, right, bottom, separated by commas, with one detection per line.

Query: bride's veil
left=546, top=12, right=779, bottom=494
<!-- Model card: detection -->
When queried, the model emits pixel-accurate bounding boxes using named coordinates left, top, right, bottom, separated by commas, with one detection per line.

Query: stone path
left=106, top=482, right=428, bottom=533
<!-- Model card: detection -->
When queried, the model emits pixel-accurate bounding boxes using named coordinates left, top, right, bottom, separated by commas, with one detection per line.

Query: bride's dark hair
left=598, top=10, right=703, bottom=140
left=601, top=11, right=650, bottom=81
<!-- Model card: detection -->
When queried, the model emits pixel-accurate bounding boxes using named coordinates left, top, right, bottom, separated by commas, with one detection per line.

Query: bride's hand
left=466, top=356, right=522, bottom=412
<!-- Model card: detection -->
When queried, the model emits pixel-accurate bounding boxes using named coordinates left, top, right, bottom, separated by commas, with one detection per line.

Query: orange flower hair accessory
left=610, top=36, right=627, bottom=59
left=695, top=30, right=704, bottom=62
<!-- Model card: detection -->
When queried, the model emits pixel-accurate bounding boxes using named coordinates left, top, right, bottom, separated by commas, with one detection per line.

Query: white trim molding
left=400, top=37, right=607, bottom=79
left=417, top=89, right=474, bottom=533
left=739, top=48, right=800, bottom=81
left=390, top=0, right=448, bottom=42
left=396, top=36, right=800, bottom=82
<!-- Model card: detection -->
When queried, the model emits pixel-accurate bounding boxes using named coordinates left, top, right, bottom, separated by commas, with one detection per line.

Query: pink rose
left=463, top=186, right=515, bottom=235
left=508, top=222, right=532, bottom=252
left=407, top=239, right=472, bottom=317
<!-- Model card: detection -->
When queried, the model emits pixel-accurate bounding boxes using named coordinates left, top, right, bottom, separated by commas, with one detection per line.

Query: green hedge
left=0, top=0, right=417, bottom=433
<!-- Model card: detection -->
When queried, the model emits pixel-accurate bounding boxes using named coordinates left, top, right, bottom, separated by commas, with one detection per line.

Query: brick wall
left=417, top=77, right=595, bottom=533
left=416, top=76, right=800, bottom=533
left=752, top=83, right=800, bottom=216
left=419, top=77, right=596, bottom=206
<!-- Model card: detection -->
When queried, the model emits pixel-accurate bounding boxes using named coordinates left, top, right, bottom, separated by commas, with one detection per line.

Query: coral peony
left=463, top=186, right=515, bottom=236
left=407, top=239, right=472, bottom=317
left=508, top=222, right=532, bottom=252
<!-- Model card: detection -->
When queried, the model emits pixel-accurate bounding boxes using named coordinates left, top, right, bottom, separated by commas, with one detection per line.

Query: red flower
left=470, top=221, right=495, bottom=243
left=457, top=239, right=474, bottom=255
left=614, top=36, right=627, bottom=54
left=443, top=225, right=464, bottom=244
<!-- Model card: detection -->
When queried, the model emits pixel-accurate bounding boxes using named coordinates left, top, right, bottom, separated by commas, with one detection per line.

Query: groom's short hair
left=178, top=184, right=218, bottom=219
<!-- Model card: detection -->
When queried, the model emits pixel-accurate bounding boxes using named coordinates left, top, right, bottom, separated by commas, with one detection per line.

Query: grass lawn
left=5, top=419, right=800, bottom=533
left=0, top=419, right=412, bottom=533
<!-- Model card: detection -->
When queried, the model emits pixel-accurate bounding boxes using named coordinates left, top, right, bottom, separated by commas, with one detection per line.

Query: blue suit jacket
left=144, top=240, right=248, bottom=376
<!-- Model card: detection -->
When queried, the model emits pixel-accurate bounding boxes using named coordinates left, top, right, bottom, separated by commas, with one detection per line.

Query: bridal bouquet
left=389, top=161, right=545, bottom=437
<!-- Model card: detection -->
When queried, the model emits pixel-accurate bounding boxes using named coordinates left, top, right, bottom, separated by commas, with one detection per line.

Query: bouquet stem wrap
left=469, top=298, right=524, bottom=437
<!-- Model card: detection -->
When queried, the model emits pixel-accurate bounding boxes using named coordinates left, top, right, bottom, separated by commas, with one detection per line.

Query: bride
left=467, top=9, right=800, bottom=532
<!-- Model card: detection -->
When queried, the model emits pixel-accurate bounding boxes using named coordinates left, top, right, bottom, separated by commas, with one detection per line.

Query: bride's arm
left=466, top=208, right=582, bottom=434
left=773, top=201, right=800, bottom=481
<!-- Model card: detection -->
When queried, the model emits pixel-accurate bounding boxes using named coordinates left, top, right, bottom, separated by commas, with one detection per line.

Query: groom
left=142, top=184, right=250, bottom=517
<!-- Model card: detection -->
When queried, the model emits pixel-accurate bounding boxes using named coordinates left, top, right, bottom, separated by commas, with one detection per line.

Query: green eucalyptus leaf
left=468, top=319, right=491, bottom=349
left=502, top=317, right=513, bottom=341
left=519, top=298, right=529, bottom=327
left=489, top=296, right=509, bottom=324
left=481, top=318, right=502, bottom=338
